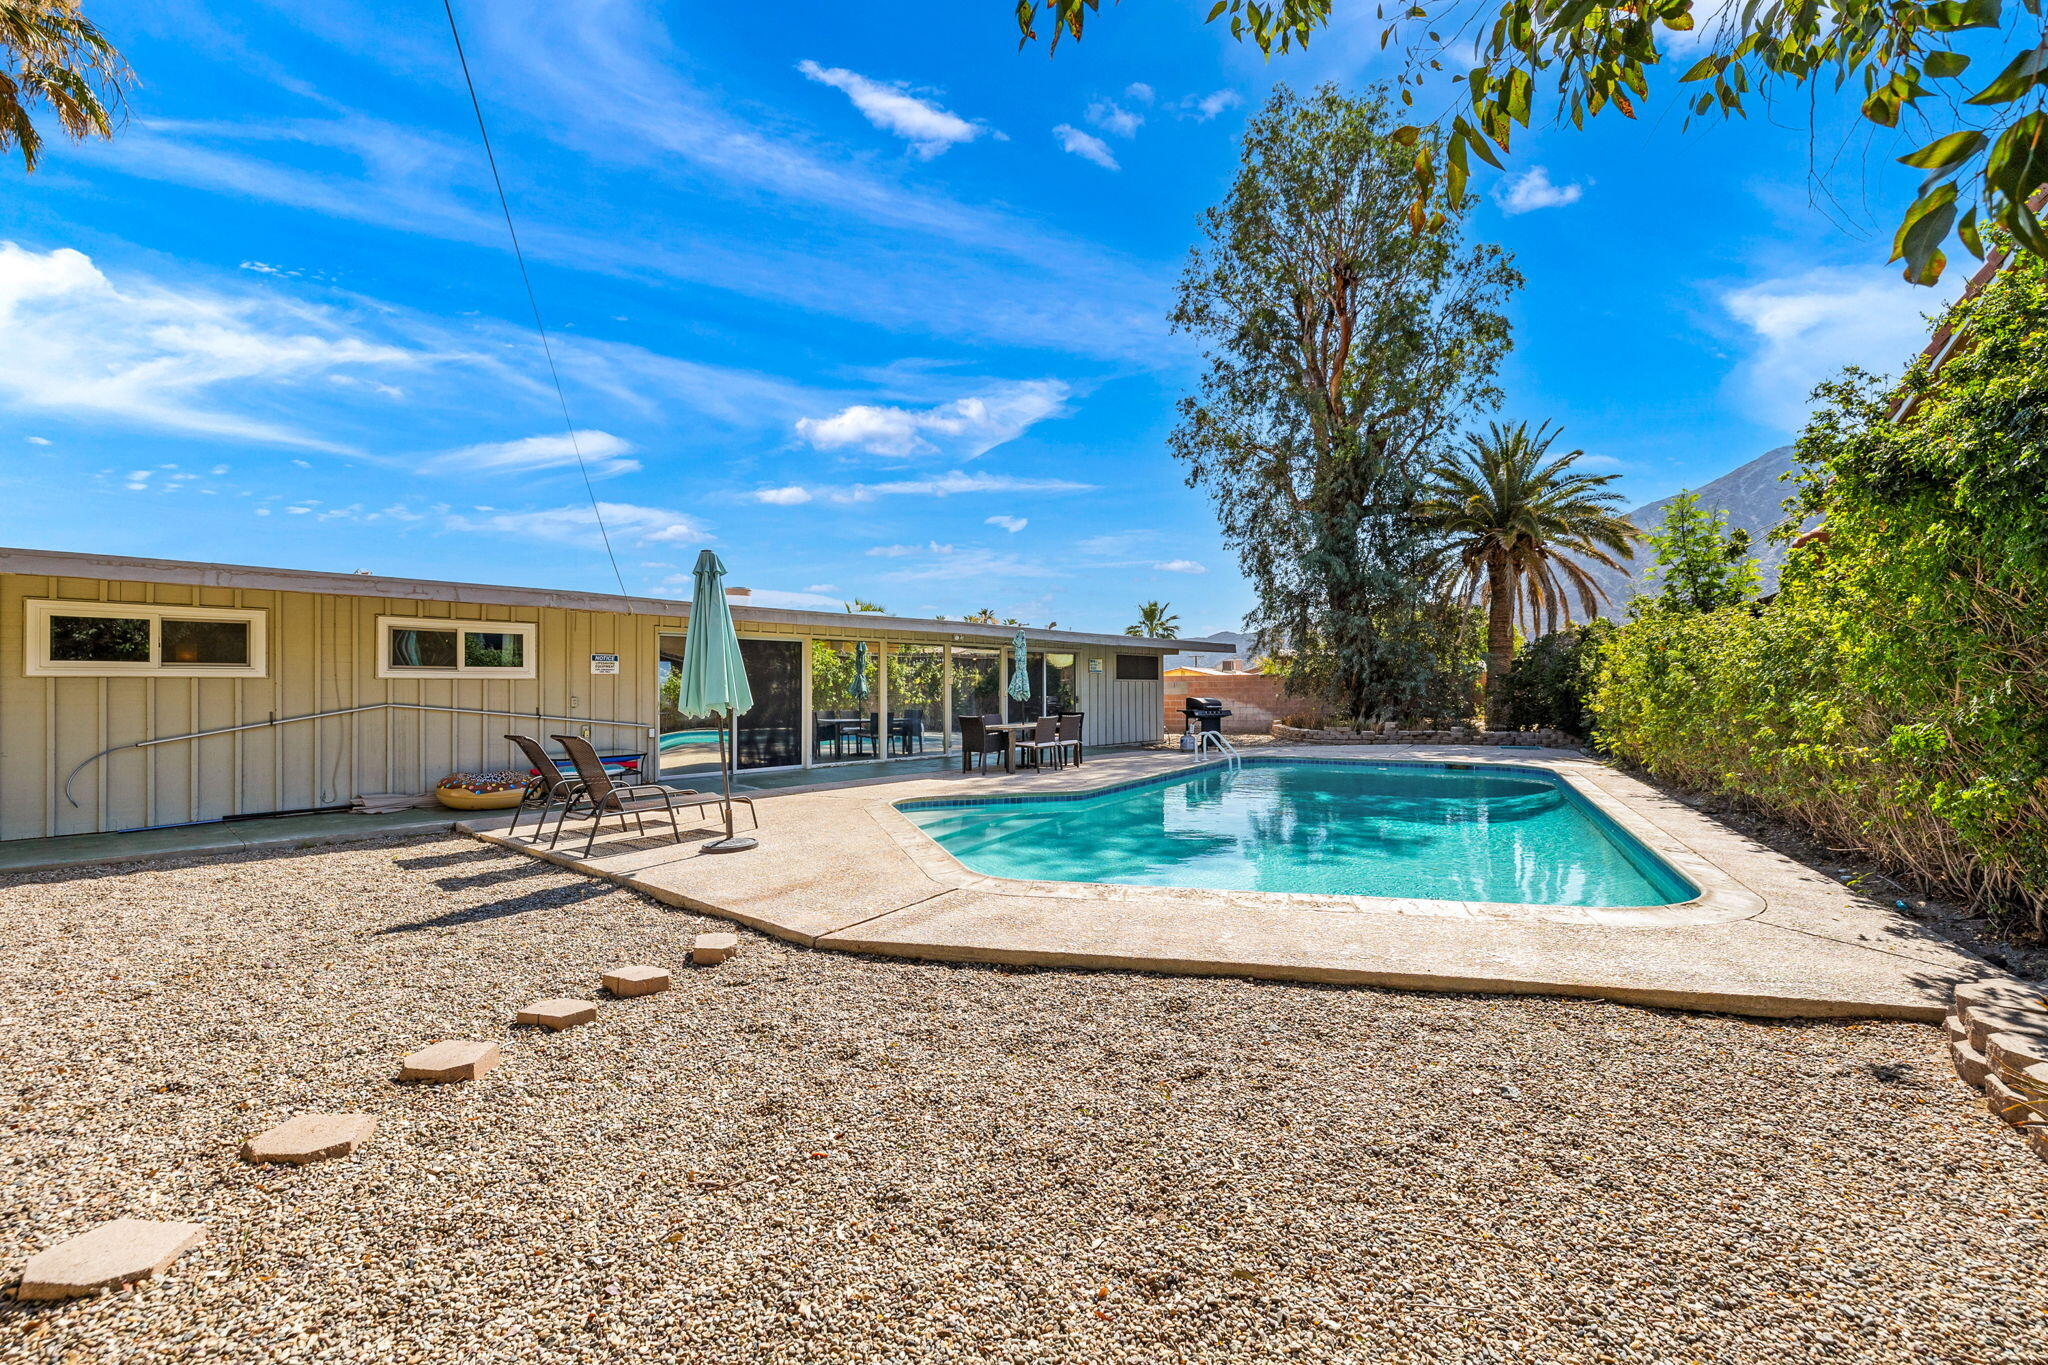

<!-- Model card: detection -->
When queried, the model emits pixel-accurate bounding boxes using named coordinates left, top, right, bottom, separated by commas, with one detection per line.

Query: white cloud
left=1086, top=100, right=1143, bottom=138
left=753, top=484, right=813, bottom=505
left=0, top=242, right=415, bottom=450
left=764, top=470, right=1094, bottom=506
left=794, top=380, right=1068, bottom=459
left=867, top=541, right=952, bottom=557
left=797, top=60, right=986, bottom=159
left=421, top=429, right=638, bottom=478
left=1152, top=559, right=1207, bottom=574
left=1179, top=90, right=1241, bottom=121
left=451, top=501, right=708, bottom=547
left=986, top=515, right=1028, bottom=533
left=1125, top=83, right=1155, bottom=105
left=1496, top=166, right=1585, bottom=214
left=1721, top=266, right=1949, bottom=430
left=1052, top=125, right=1119, bottom=170
left=24, top=434, right=51, bottom=445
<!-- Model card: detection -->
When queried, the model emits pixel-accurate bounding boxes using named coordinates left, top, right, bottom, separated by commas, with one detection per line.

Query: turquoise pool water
left=902, top=760, right=1696, bottom=908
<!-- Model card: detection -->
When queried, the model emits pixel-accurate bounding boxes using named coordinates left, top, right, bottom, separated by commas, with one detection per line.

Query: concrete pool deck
left=459, top=743, right=1996, bottom=1020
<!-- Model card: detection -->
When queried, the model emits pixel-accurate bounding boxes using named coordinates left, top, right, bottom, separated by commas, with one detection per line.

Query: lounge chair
left=503, top=733, right=587, bottom=841
left=547, top=733, right=699, bottom=857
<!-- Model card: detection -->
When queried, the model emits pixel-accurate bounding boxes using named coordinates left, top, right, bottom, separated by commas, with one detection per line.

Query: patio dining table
left=964, top=720, right=1045, bottom=774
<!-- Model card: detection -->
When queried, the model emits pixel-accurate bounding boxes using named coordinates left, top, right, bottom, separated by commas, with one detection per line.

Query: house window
left=25, top=600, right=267, bottom=678
left=1114, top=653, right=1162, bottom=682
left=377, top=616, right=536, bottom=679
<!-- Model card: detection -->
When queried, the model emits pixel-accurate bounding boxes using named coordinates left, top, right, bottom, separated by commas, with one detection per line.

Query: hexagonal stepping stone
left=241, top=1113, right=377, bottom=1165
left=602, top=964, right=671, bottom=998
left=399, top=1039, right=500, bottom=1083
left=17, top=1218, right=205, bottom=1300
left=691, top=932, right=739, bottom=965
left=516, top=998, right=597, bottom=1031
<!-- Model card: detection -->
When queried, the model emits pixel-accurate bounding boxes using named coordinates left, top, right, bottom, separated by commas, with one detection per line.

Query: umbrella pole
left=703, top=705, right=757, bottom=853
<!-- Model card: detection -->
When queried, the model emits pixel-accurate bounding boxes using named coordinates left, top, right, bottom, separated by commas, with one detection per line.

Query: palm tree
left=964, top=608, right=1001, bottom=624
left=1124, top=601, right=1179, bottom=638
left=844, top=597, right=887, bottom=614
left=1417, top=421, right=1639, bottom=728
left=2, top=2, right=130, bottom=172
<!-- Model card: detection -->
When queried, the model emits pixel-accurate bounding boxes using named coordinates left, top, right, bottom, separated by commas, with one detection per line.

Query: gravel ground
left=3, top=832, right=2044, bottom=1365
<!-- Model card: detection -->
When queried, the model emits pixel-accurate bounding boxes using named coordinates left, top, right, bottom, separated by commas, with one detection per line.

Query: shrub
left=1592, top=253, right=2048, bottom=930
left=1498, top=619, right=1613, bottom=738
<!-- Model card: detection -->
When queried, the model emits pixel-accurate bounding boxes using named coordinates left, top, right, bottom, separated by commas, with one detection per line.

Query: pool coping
left=871, top=754, right=1764, bottom=929
left=458, top=742, right=1996, bottom=1021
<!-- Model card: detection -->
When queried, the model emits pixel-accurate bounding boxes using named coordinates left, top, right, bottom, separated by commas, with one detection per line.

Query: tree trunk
left=1482, top=554, right=1515, bottom=730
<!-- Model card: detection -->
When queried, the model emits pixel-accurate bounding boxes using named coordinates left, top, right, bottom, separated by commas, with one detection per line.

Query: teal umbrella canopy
left=851, top=641, right=871, bottom=702
left=676, top=550, right=754, bottom=718
left=1007, top=630, right=1031, bottom=702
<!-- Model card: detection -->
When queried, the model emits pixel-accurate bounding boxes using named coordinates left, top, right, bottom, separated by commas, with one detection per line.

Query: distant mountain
left=1581, top=444, right=1808, bottom=618
left=1167, top=629, right=1257, bottom=670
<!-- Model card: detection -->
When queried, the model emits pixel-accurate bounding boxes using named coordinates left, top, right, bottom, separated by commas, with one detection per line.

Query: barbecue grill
left=1182, top=696, right=1233, bottom=736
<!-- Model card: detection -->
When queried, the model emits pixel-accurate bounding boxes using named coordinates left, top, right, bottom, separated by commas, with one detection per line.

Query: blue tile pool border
left=894, top=754, right=1701, bottom=906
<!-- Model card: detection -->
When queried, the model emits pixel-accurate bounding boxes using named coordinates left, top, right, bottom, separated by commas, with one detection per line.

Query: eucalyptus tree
left=1, top=1, right=128, bottom=172
left=1014, top=0, right=2048, bottom=287
left=1169, top=83, right=1519, bottom=721
left=1417, top=420, right=1638, bottom=726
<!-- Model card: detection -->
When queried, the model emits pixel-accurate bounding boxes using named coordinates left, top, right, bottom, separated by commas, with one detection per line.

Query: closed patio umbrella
left=676, top=549, right=757, bottom=853
left=1008, top=630, right=1030, bottom=710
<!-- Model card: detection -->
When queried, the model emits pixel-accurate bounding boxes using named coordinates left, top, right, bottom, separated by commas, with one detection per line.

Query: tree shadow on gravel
left=431, top=858, right=569, bottom=892
left=390, top=845, right=507, bottom=871
left=373, top=879, right=616, bottom=934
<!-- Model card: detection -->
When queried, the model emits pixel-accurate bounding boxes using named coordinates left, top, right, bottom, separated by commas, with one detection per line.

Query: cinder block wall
left=1163, top=674, right=1314, bottom=736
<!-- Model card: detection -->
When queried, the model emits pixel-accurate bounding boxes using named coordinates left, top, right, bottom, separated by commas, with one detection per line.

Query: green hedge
left=1592, top=255, right=2048, bottom=930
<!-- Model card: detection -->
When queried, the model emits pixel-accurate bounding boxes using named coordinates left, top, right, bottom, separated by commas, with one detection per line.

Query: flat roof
left=0, top=545, right=1234, bottom=654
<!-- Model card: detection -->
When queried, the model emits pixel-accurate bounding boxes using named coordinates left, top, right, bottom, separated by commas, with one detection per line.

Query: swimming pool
left=900, top=759, right=1697, bottom=908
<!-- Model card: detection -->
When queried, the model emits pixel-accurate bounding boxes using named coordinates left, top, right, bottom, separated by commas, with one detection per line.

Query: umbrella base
left=701, top=835, right=758, bottom=853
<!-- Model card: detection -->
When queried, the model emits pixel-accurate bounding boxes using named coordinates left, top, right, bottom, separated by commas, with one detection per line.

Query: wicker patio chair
left=1054, top=711, right=1084, bottom=767
left=958, top=715, right=1009, bottom=774
left=1015, top=716, right=1064, bottom=770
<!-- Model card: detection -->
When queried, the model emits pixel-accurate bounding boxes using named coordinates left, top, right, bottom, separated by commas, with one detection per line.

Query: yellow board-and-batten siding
left=1, top=549, right=1216, bottom=840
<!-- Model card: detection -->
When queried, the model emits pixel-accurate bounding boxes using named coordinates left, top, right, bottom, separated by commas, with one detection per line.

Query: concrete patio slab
left=461, top=744, right=1998, bottom=1020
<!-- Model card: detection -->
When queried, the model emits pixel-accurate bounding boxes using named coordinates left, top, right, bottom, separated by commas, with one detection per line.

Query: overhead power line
left=440, top=0, right=629, bottom=596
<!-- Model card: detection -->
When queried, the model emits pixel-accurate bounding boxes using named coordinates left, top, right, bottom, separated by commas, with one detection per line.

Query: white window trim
left=376, top=615, right=537, bottom=680
left=25, top=599, right=269, bottom=679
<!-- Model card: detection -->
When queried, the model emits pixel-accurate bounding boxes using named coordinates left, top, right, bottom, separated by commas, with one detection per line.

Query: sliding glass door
left=811, top=639, right=880, bottom=764
left=658, top=633, right=804, bottom=780
left=886, top=643, right=947, bottom=757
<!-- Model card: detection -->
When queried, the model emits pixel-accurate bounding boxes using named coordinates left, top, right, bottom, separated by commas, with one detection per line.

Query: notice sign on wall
left=590, top=653, right=620, bottom=675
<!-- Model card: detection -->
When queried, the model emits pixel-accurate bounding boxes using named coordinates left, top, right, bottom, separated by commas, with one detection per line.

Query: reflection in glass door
left=1008, top=650, right=1078, bottom=721
left=885, top=644, right=947, bottom=756
left=811, top=639, right=880, bottom=764
left=658, top=633, right=804, bottom=781
left=950, top=646, right=1002, bottom=743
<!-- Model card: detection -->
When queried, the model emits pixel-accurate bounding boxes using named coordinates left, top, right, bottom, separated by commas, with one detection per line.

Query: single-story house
left=0, top=546, right=1230, bottom=841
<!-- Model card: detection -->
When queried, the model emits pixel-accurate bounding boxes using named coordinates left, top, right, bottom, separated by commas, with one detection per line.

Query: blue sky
left=0, top=0, right=1957, bottom=638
